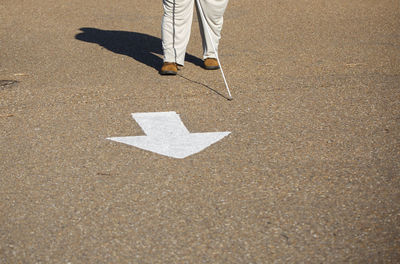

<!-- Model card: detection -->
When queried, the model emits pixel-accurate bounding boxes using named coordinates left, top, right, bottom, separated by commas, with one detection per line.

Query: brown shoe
left=160, top=62, right=178, bottom=75
left=203, top=58, right=220, bottom=70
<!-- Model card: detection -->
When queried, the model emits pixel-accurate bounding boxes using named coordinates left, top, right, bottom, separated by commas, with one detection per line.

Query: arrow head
left=107, top=112, right=231, bottom=159
left=108, top=132, right=230, bottom=159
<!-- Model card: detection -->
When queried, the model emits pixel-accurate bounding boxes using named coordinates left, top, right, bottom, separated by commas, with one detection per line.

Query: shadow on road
left=75, top=28, right=230, bottom=100
left=75, top=27, right=203, bottom=71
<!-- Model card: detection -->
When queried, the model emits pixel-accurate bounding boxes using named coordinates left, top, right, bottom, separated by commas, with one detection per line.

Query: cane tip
left=227, top=96, right=233, bottom=101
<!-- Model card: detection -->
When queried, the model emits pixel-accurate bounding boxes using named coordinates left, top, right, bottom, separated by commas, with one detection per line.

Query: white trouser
left=162, top=0, right=229, bottom=65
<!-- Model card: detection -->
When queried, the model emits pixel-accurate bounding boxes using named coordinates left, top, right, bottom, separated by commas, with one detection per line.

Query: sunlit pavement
left=1, top=0, right=399, bottom=262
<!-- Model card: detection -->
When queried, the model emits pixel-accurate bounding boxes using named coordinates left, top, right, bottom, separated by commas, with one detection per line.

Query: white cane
left=195, top=0, right=233, bottom=100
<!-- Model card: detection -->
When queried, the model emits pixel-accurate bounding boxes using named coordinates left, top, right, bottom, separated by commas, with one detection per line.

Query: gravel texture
left=1, top=0, right=399, bottom=263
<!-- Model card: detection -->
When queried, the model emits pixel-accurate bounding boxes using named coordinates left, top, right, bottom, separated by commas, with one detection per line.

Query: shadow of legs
left=75, top=27, right=203, bottom=71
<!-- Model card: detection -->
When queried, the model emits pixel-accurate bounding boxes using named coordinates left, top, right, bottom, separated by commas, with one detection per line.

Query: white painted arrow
left=107, top=112, right=230, bottom=159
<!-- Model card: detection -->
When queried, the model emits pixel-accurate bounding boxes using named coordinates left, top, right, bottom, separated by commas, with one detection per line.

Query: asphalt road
left=1, top=0, right=399, bottom=263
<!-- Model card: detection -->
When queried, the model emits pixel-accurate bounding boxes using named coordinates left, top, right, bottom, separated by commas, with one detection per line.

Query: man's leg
left=196, top=0, right=229, bottom=60
left=162, top=0, right=195, bottom=66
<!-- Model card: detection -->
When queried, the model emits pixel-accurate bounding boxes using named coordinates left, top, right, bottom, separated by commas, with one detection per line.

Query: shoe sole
left=204, top=65, right=220, bottom=70
left=160, top=70, right=177, bottom=75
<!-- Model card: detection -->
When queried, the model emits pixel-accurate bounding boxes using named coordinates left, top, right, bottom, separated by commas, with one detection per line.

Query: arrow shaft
left=132, top=112, right=189, bottom=137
